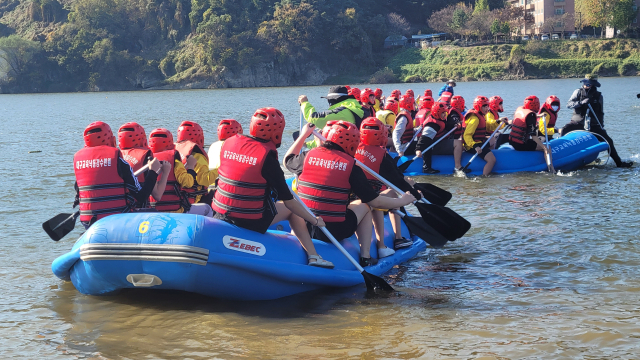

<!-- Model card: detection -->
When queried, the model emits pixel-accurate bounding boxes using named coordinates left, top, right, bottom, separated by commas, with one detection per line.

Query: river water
left=1, top=78, right=639, bottom=359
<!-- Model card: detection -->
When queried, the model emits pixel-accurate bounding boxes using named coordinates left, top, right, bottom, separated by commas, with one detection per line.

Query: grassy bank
left=380, top=39, right=640, bottom=83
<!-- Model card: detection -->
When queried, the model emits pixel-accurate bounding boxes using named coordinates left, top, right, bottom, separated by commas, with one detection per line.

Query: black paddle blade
left=414, top=202, right=471, bottom=241
left=413, top=182, right=453, bottom=207
left=362, top=270, right=394, bottom=292
left=292, top=131, right=300, bottom=141
left=397, top=158, right=415, bottom=173
left=401, top=215, right=448, bottom=248
left=42, top=212, right=78, bottom=241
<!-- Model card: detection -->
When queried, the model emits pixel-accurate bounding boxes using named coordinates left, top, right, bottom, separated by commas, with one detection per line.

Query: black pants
left=561, top=122, right=622, bottom=166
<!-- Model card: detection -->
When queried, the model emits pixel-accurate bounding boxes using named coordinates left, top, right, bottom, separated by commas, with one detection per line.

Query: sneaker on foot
left=378, top=247, right=395, bottom=258
left=618, top=161, right=633, bottom=168
left=422, top=167, right=440, bottom=174
left=454, top=167, right=471, bottom=174
left=394, top=237, right=413, bottom=249
left=359, top=256, right=378, bottom=267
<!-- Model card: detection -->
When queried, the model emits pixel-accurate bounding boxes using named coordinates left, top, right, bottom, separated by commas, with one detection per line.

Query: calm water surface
left=1, top=78, right=639, bottom=359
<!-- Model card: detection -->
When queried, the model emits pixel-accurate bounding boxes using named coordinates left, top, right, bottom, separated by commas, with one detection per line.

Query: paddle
left=587, top=103, right=604, bottom=129
left=354, top=157, right=471, bottom=241
left=460, top=124, right=511, bottom=174
left=397, top=124, right=423, bottom=154
left=290, top=190, right=394, bottom=292
left=397, top=126, right=458, bottom=173
left=412, top=182, right=452, bottom=207
left=42, top=163, right=152, bottom=241
left=390, top=209, right=448, bottom=248
left=540, top=114, right=555, bottom=173
left=637, top=93, right=640, bottom=99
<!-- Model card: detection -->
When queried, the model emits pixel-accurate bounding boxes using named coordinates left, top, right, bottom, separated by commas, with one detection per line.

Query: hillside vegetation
left=384, top=39, right=640, bottom=83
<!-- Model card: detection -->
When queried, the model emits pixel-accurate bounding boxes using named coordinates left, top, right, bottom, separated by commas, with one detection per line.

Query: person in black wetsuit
left=561, top=74, right=633, bottom=168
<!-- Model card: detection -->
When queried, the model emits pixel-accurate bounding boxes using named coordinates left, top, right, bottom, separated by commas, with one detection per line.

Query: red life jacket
left=488, top=109, right=499, bottom=121
left=413, top=109, right=429, bottom=128
left=73, top=146, right=134, bottom=223
left=211, top=135, right=274, bottom=219
left=425, top=114, right=447, bottom=140
left=354, top=144, right=387, bottom=193
left=538, top=106, right=557, bottom=128
left=298, top=147, right=355, bottom=222
left=510, top=107, right=535, bottom=145
left=120, top=147, right=152, bottom=184
left=449, top=108, right=464, bottom=138
left=175, top=140, right=210, bottom=204
left=148, top=149, right=189, bottom=212
left=463, top=109, right=487, bottom=143
left=398, top=110, right=414, bottom=144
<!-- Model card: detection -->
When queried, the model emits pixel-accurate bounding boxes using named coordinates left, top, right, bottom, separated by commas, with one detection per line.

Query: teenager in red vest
left=73, top=121, right=168, bottom=229
left=392, top=94, right=416, bottom=157
left=508, top=97, right=547, bottom=152
left=462, top=96, right=499, bottom=176
left=147, top=128, right=199, bottom=213
left=212, top=108, right=333, bottom=268
left=285, top=121, right=417, bottom=267
left=208, top=119, right=242, bottom=172
left=538, top=95, right=560, bottom=141
left=175, top=121, right=217, bottom=210
left=415, top=101, right=463, bottom=174
left=450, top=95, right=466, bottom=171
left=354, top=117, right=421, bottom=253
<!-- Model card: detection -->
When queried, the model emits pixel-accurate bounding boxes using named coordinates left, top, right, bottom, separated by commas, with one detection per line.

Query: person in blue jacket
left=438, top=79, right=456, bottom=96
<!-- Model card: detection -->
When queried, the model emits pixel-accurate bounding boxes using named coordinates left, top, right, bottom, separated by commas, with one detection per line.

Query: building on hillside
left=606, top=0, right=639, bottom=36
left=384, top=35, right=408, bottom=48
left=507, top=0, right=575, bottom=37
left=409, top=33, right=447, bottom=48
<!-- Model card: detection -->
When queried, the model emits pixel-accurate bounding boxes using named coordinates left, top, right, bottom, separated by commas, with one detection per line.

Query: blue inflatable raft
left=396, top=131, right=609, bottom=176
left=52, top=212, right=426, bottom=301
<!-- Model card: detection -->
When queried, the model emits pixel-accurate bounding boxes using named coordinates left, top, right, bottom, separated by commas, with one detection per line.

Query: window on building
left=632, top=5, right=637, bottom=11
left=556, top=21, right=564, bottom=27
left=555, top=8, right=564, bottom=15
left=554, top=0, right=564, bottom=2
left=634, top=18, right=638, bottom=24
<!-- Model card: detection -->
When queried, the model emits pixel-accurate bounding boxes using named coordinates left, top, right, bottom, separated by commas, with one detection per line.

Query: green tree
left=611, top=0, right=637, bottom=33
left=0, top=35, right=42, bottom=78
left=474, top=0, right=489, bottom=15
left=490, top=19, right=501, bottom=35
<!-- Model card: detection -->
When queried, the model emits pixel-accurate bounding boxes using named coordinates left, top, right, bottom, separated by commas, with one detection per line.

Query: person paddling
left=561, top=74, right=632, bottom=168
left=354, top=118, right=420, bottom=252
left=147, top=128, right=204, bottom=214
left=376, top=99, right=398, bottom=149
left=285, top=121, right=417, bottom=267
left=298, top=85, right=364, bottom=136
left=486, top=96, right=509, bottom=149
left=461, top=96, right=498, bottom=176
left=392, top=95, right=417, bottom=157
left=413, top=96, right=434, bottom=128
left=73, top=121, right=168, bottom=229
left=508, top=97, right=550, bottom=154
left=415, top=101, right=463, bottom=174
left=208, top=119, right=242, bottom=172
left=359, top=88, right=376, bottom=120
left=212, top=108, right=334, bottom=268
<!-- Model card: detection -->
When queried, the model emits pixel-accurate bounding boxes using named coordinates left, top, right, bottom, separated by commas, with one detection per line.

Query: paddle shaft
left=290, top=190, right=367, bottom=273
left=408, top=126, right=458, bottom=162
left=587, top=103, right=604, bottom=129
left=398, top=124, right=423, bottom=153
left=462, top=123, right=510, bottom=171
left=541, top=114, right=555, bottom=172
left=51, top=163, right=152, bottom=232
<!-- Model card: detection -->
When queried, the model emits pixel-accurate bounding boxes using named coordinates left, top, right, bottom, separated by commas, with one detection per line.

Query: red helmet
left=360, top=117, right=386, bottom=147
left=545, top=95, right=560, bottom=109
left=523, top=95, right=540, bottom=112
left=118, top=122, right=148, bottom=150
left=83, top=121, right=115, bottom=147
left=217, top=119, right=242, bottom=141
left=321, top=120, right=340, bottom=139
left=344, top=85, right=351, bottom=91
left=405, top=89, right=414, bottom=97
left=327, top=121, right=360, bottom=156
left=424, top=89, right=432, bottom=97
left=431, top=102, right=448, bottom=119
left=451, top=96, right=465, bottom=112
left=473, top=96, right=490, bottom=112
left=391, top=89, right=401, bottom=98
left=384, top=99, right=398, bottom=114
left=148, top=128, right=175, bottom=153
left=250, top=107, right=285, bottom=147
left=348, top=87, right=361, bottom=102
left=177, top=121, right=204, bottom=149
left=489, top=96, right=504, bottom=113
left=360, top=88, right=375, bottom=105
left=374, top=88, right=383, bottom=99
left=399, top=95, right=414, bottom=111
left=419, top=96, right=434, bottom=110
